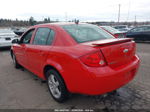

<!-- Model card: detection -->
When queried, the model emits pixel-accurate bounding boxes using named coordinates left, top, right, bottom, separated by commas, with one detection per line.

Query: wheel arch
left=43, top=64, right=69, bottom=91
left=43, top=65, right=59, bottom=79
left=44, top=64, right=66, bottom=81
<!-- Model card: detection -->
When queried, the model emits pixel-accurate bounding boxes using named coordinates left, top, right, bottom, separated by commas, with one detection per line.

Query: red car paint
left=11, top=23, right=140, bottom=95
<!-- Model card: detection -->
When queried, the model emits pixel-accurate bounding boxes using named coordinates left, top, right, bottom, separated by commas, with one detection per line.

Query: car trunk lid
left=82, top=38, right=136, bottom=68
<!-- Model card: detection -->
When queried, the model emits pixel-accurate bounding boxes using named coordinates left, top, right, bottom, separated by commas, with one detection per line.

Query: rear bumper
left=67, top=55, right=140, bottom=95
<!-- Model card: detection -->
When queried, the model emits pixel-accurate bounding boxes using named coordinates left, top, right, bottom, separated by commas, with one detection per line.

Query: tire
left=46, top=69, right=69, bottom=103
left=12, top=53, right=21, bottom=69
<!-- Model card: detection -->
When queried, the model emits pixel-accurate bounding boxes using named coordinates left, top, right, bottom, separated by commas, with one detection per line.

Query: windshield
left=61, top=24, right=114, bottom=43
left=102, top=26, right=121, bottom=34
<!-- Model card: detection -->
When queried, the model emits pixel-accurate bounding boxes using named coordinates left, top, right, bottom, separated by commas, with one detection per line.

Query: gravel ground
left=0, top=43, right=150, bottom=112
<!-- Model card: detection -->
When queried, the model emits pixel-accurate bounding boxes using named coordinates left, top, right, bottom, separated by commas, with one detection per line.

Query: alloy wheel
left=48, top=74, right=61, bottom=99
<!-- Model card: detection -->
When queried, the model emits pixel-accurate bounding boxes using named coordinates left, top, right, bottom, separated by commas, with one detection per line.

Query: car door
left=141, top=26, right=150, bottom=41
left=14, top=29, right=35, bottom=67
left=126, top=27, right=144, bottom=40
left=26, top=27, right=55, bottom=77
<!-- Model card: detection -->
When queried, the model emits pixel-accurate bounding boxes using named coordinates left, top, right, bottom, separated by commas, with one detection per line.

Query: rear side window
left=131, top=27, right=144, bottom=32
left=47, top=30, right=55, bottom=45
left=61, top=24, right=114, bottom=43
left=33, top=28, right=54, bottom=45
left=143, top=26, right=150, bottom=32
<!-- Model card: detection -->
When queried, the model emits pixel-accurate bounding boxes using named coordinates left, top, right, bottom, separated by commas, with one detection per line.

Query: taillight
left=80, top=51, right=106, bottom=67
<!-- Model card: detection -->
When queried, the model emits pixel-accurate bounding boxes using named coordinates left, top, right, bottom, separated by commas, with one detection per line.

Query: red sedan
left=11, top=23, right=140, bottom=102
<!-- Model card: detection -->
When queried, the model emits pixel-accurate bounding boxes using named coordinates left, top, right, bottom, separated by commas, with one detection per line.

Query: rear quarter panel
left=42, top=45, right=97, bottom=93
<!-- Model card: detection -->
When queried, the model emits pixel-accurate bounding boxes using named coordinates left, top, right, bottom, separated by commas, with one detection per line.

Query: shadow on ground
left=0, top=47, right=11, bottom=51
left=135, top=41, right=150, bottom=44
left=63, top=85, right=150, bottom=111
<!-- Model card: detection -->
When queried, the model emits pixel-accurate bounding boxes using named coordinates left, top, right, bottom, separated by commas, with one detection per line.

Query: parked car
left=100, top=26, right=126, bottom=38
left=13, top=27, right=27, bottom=36
left=126, top=25, right=150, bottom=41
left=0, top=29, right=18, bottom=48
left=11, top=23, right=140, bottom=102
left=113, top=25, right=129, bottom=32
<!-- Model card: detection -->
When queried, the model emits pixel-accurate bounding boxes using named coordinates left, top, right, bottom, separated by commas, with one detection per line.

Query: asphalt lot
left=0, top=43, right=150, bottom=111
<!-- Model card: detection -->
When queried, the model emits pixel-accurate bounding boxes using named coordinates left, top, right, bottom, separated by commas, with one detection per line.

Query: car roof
left=138, top=25, right=150, bottom=27
left=36, top=22, right=87, bottom=27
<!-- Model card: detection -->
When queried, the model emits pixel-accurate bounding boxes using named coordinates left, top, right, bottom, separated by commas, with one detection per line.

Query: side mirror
left=12, top=39, right=19, bottom=44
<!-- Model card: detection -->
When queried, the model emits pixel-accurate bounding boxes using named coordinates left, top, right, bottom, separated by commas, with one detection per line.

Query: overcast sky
left=0, top=0, right=150, bottom=22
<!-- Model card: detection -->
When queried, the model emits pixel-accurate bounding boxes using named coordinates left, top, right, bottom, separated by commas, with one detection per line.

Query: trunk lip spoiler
left=93, top=38, right=133, bottom=46
left=81, top=38, right=133, bottom=46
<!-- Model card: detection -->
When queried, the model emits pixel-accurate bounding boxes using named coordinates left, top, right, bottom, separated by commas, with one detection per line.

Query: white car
left=0, top=29, right=18, bottom=47
left=113, top=25, right=130, bottom=32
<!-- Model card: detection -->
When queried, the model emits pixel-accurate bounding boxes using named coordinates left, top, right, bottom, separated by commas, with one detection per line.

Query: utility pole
left=135, top=15, right=136, bottom=22
left=65, top=12, right=68, bottom=22
left=118, top=4, right=121, bottom=23
left=127, top=0, right=131, bottom=21
left=134, top=15, right=137, bottom=26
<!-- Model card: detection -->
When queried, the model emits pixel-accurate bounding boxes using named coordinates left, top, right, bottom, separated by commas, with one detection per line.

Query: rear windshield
left=61, top=24, right=114, bottom=43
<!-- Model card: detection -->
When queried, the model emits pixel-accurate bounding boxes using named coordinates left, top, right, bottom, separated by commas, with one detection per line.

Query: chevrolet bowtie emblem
left=123, top=49, right=129, bottom=53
